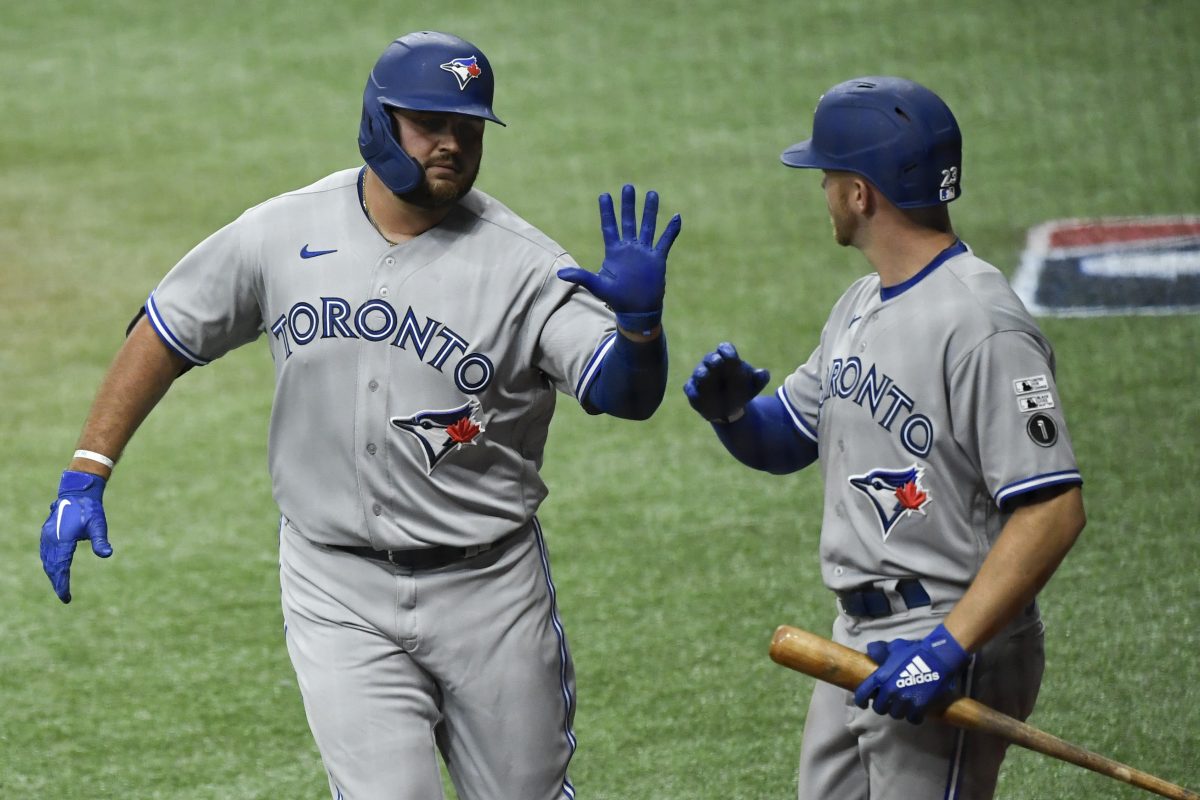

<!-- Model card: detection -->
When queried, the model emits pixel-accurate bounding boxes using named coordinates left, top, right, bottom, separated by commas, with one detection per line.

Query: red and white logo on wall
left=1012, top=216, right=1200, bottom=317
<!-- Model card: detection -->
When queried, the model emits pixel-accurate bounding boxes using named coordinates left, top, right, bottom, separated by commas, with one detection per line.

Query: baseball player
left=38, top=31, right=681, bottom=800
left=684, top=77, right=1086, bottom=799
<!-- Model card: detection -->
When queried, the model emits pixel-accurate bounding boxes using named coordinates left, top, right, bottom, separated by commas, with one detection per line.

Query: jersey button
left=366, top=443, right=377, bottom=455
left=385, top=257, right=395, bottom=266
left=372, top=503, right=382, bottom=516
left=368, top=380, right=379, bottom=392
left=379, top=287, right=390, bottom=297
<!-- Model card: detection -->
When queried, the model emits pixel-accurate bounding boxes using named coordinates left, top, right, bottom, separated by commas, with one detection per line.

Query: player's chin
left=831, top=216, right=856, bottom=247
left=427, top=175, right=471, bottom=204
left=398, top=172, right=477, bottom=210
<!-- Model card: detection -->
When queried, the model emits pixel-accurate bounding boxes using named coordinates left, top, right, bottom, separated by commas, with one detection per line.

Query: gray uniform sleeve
left=779, top=340, right=824, bottom=443
left=145, top=213, right=265, bottom=366
left=531, top=254, right=617, bottom=401
left=948, top=330, right=1082, bottom=508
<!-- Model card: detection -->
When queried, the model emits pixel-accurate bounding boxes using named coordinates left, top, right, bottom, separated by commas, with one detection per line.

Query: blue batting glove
left=853, top=623, right=968, bottom=724
left=40, top=470, right=113, bottom=604
left=557, top=184, right=682, bottom=335
left=683, top=342, right=771, bottom=423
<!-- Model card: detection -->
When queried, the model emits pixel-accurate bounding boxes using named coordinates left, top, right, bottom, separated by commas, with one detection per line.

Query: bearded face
left=397, top=152, right=481, bottom=209
left=390, top=109, right=485, bottom=209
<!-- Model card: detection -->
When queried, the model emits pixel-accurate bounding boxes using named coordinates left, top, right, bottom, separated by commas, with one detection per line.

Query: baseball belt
left=329, top=526, right=526, bottom=571
left=836, top=578, right=931, bottom=618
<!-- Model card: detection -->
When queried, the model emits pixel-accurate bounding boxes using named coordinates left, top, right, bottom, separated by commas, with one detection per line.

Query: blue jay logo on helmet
left=440, top=56, right=483, bottom=90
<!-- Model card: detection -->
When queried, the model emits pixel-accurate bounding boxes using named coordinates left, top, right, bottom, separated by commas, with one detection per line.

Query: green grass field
left=2, top=1, right=1198, bottom=797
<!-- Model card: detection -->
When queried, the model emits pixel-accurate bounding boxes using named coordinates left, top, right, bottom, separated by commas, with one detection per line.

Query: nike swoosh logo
left=848, top=315, right=863, bottom=328
left=300, top=244, right=338, bottom=259
left=56, top=498, right=71, bottom=540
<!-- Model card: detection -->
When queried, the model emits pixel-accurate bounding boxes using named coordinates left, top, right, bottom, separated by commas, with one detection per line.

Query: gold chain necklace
left=361, top=174, right=400, bottom=246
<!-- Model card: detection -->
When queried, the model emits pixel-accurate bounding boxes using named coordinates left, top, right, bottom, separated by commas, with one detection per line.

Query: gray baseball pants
left=279, top=518, right=577, bottom=800
left=797, top=602, right=1044, bottom=800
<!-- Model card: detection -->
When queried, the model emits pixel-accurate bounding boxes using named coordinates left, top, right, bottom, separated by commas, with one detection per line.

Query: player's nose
left=443, top=118, right=484, bottom=150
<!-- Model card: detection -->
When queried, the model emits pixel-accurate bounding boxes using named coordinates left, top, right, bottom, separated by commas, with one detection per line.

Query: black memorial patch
left=1026, top=413, right=1058, bottom=447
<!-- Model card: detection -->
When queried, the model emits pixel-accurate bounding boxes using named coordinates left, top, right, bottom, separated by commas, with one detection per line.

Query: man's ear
left=850, top=176, right=877, bottom=217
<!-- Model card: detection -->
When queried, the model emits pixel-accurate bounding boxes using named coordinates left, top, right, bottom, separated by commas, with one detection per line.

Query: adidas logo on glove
left=894, top=656, right=940, bottom=688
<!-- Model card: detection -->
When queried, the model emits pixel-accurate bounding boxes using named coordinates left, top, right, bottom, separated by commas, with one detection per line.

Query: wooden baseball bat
left=770, top=625, right=1198, bottom=800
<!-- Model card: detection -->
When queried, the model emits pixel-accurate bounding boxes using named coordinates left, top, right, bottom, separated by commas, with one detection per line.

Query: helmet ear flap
left=358, top=106, right=385, bottom=159
left=358, top=99, right=423, bottom=194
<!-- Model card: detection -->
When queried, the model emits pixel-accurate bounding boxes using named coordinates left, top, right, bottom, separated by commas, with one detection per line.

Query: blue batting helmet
left=358, top=31, right=505, bottom=194
left=781, top=77, right=962, bottom=208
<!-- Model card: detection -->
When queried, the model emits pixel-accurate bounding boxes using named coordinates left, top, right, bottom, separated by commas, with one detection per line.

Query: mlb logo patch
left=1013, top=375, right=1049, bottom=394
left=1012, top=216, right=1200, bottom=316
left=1017, top=392, right=1055, bottom=413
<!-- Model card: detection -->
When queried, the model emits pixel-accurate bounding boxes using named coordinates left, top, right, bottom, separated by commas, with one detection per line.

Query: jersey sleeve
left=145, top=213, right=265, bottom=366
left=532, top=254, right=618, bottom=401
left=778, top=341, right=823, bottom=444
left=948, top=330, right=1082, bottom=508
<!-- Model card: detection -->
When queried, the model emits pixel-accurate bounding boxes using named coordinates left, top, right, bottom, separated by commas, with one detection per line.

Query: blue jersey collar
left=879, top=239, right=968, bottom=301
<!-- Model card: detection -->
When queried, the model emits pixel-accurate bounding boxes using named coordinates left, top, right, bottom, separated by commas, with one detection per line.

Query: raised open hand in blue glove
left=557, top=184, right=682, bottom=336
left=683, top=342, right=771, bottom=423
left=853, top=623, right=968, bottom=724
left=40, top=470, right=113, bottom=604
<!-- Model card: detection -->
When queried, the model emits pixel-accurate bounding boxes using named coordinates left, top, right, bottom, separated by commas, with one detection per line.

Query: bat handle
left=769, top=626, right=1200, bottom=800
left=769, top=624, right=877, bottom=690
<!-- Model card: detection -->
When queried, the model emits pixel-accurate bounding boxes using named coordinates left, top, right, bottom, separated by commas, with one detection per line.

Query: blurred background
left=2, top=1, right=1197, bottom=797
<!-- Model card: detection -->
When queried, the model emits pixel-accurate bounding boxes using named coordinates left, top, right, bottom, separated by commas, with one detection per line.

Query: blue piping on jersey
left=145, top=292, right=209, bottom=365
left=574, top=332, right=618, bottom=402
left=942, top=654, right=977, bottom=800
left=582, top=332, right=668, bottom=420
left=994, top=470, right=1083, bottom=509
left=775, top=386, right=820, bottom=443
left=879, top=239, right=969, bottom=301
left=531, top=518, right=579, bottom=798
left=278, top=517, right=288, bottom=639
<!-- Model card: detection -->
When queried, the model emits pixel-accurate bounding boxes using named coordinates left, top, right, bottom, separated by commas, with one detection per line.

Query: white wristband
left=73, top=449, right=115, bottom=469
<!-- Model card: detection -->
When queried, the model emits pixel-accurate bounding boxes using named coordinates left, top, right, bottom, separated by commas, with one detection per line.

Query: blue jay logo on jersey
left=391, top=399, right=486, bottom=473
left=849, top=464, right=932, bottom=540
left=439, top=56, right=483, bottom=90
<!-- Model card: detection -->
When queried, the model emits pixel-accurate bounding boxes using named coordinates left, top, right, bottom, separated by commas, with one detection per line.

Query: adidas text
left=896, top=671, right=941, bottom=688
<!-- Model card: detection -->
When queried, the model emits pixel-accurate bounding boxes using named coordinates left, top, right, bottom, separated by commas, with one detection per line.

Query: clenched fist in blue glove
left=557, top=184, right=682, bottom=336
left=40, top=470, right=113, bottom=603
left=683, top=342, right=771, bottom=423
left=854, top=623, right=968, bottom=723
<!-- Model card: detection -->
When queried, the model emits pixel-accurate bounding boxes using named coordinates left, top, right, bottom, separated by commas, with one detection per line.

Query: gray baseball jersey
left=146, top=166, right=616, bottom=550
left=780, top=241, right=1082, bottom=601
left=146, top=166, right=619, bottom=798
left=780, top=240, right=1081, bottom=799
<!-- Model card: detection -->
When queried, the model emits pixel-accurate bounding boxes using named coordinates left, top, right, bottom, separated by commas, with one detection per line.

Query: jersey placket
left=357, top=249, right=406, bottom=547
